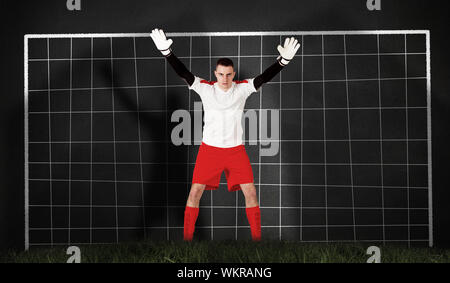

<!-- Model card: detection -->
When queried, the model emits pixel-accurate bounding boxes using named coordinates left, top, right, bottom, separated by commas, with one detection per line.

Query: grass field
left=1, top=240, right=450, bottom=263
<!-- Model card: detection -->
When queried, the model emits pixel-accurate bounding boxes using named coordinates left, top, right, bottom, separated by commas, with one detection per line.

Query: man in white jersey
left=150, top=28, right=300, bottom=241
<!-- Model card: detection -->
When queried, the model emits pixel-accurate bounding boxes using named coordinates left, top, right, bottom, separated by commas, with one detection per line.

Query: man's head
left=214, top=58, right=235, bottom=91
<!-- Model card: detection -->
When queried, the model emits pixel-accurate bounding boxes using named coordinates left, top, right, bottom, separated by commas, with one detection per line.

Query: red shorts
left=192, top=142, right=254, bottom=192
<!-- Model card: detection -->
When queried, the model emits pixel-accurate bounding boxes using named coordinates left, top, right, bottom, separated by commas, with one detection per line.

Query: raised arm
left=150, top=28, right=195, bottom=86
left=253, top=60, right=284, bottom=90
left=253, top=37, right=301, bottom=90
left=165, top=52, right=195, bottom=86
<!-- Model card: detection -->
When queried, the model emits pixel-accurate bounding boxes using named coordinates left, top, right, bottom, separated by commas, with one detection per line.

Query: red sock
left=246, top=206, right=261, bottom=241
left=184, top=206, right=199, bottom=241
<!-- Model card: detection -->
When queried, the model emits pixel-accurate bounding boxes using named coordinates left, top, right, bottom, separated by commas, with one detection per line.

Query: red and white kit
left=189, top=76, right=257, bottom=191
left=150, top=28, right=298, bottom=242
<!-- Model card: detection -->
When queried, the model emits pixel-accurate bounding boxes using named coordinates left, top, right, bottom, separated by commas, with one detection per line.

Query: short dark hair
left=216, top=58, right=234, bottom=68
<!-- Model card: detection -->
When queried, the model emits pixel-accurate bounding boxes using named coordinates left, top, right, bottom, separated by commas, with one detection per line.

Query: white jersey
left=189, top=76, right=257, bottom=148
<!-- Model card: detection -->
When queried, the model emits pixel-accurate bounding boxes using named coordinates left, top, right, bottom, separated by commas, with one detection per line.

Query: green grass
left=1, top=240, right=450, bottom=263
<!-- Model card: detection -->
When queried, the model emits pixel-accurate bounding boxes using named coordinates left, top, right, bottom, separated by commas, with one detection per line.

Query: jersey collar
left=215, top=82, right=235, bottom=94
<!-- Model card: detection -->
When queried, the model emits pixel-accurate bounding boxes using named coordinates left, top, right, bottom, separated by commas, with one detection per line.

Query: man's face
left=214, top=65, right=235, bottom=91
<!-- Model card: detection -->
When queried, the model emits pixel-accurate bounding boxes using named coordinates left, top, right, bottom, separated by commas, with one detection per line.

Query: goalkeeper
left=150, top=28, right=300, bottom=241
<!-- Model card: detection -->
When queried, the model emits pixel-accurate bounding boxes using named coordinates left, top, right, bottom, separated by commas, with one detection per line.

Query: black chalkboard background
left=1, top=0, right=449, bottom=250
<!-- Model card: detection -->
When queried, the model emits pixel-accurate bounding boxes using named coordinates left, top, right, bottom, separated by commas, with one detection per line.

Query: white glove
left=277, top=37, right=300, bottom=66
left=150, top=28, right=173, bottom=56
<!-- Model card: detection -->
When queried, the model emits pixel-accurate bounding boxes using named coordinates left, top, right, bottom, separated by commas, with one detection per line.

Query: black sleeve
left=164, top=52, right=195, bottom=86
left=253, top=59, right=284, bottom=90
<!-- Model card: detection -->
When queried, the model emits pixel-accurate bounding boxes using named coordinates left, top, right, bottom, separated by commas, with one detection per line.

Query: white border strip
left=426, top=30, right=433, bottom=247
left=24, top=30, right=432, bottom=249
left=24, top=35, right=29, bottom=251
left=24, top=30, right=430, bottom=39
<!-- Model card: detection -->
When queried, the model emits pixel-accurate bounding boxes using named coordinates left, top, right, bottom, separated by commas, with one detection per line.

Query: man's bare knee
left=247, top=193, right=258, bottom=204
left=188, top=183, right=206, bottom=204
left=243, top=187, right=256, bottom=199
left=191, top=183, right=205, bottom=193
left=240, top=184, right=258, bottom=206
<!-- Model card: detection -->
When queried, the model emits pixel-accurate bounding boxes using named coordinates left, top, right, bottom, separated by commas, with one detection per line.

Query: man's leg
left=240, top=183, right=261, bottom=241
left=184, top=183, right=206, bottom=241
